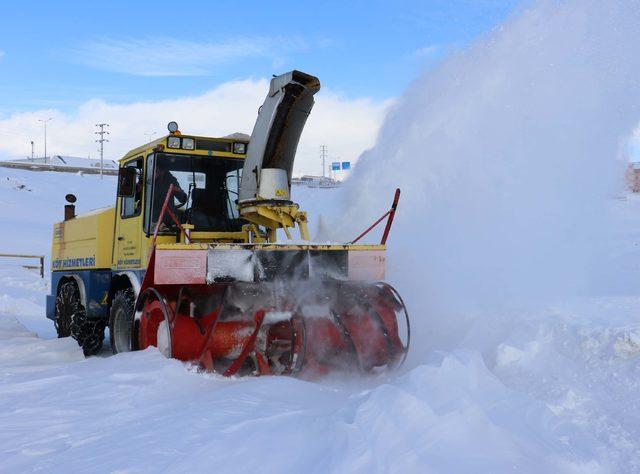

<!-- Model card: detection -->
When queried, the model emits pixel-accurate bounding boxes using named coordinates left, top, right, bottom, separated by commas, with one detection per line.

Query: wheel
left=109, top=288, right=136, bottom=354
left=57, top=280, right=106, bottom=356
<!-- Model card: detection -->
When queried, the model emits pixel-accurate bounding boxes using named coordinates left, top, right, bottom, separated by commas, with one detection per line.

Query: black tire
left=57, top=280, right=106, bottom=356
left=109, top=288, right=136, bottom=354
left=54, top=281, right=74, bottom=338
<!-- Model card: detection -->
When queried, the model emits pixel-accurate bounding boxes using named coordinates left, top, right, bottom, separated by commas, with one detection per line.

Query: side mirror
left=117, top=167, right=137, bottom=198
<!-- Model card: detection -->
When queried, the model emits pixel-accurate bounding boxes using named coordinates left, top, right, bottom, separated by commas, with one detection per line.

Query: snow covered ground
left=1, top=168, right=640, bottom=472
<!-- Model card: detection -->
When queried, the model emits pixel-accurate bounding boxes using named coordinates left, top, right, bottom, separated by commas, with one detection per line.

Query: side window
left=121, top=158, right=143, bottom=219
left=225, top=168, right=242, bottom=219
left=144, top=153, right=154, bottom=233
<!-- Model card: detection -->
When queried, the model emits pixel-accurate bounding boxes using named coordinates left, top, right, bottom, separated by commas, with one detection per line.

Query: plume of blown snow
left=333, top=0, right=640, bottom=358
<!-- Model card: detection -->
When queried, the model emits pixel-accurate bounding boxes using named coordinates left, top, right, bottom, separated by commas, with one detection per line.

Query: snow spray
left=334, top=0, right=640, bottom=360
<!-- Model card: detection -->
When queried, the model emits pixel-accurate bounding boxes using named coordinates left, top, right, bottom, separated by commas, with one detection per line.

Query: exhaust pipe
left=64, top=194, right=76, bottom=221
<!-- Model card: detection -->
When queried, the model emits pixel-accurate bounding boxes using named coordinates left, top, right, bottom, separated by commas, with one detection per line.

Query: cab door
left=114, top=157, right=144, bottom=270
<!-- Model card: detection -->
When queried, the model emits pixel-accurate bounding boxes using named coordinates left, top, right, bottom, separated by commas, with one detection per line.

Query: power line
left=95, top=123, right=109, bottom=179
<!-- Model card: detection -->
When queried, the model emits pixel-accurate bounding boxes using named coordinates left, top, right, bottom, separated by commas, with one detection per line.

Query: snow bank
left=0, top=316, right=83, bottom=368
left=0, top=314, right=605, bottom=472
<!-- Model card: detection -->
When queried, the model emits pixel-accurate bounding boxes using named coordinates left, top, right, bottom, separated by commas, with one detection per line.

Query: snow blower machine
left=47, top=70, right=409, bottom=377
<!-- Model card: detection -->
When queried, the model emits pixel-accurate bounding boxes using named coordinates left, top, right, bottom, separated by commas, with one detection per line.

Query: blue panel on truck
left=46, top=269, right=112, bottom=321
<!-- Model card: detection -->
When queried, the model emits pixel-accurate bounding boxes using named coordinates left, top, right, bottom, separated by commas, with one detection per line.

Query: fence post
left=0, top=253, right=46, bottom=279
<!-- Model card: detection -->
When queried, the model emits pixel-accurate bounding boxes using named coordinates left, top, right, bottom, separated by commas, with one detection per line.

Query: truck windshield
left=146, top=153, right=244, bottom=234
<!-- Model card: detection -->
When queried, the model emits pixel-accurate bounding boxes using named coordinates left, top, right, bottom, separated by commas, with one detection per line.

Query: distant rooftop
left=222, top=132, right=251, bottom=141
left=0, top=155, right=119, bottom=175
left=4, top=155, right=118, bottom=169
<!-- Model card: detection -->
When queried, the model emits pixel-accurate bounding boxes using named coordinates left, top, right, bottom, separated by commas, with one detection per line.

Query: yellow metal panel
left=189, top=231, right=248, bottom=242
left=51, top=207, right=115, bottom=271
left=113, top=214, right=143, bottom=269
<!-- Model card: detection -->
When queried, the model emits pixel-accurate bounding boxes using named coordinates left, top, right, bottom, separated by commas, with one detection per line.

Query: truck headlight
left=233, top=142, right=246, bottom=154
left=167, top=136, right=181, bottom=149
left=182, top=137, right=195, bottom=150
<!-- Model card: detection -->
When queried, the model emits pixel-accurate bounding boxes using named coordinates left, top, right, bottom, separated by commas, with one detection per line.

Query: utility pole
left=38, top=118, right=52, bottom=162
left=320, top=145, right=328, bottom=178
left=95, top=123, right=110, bottom=179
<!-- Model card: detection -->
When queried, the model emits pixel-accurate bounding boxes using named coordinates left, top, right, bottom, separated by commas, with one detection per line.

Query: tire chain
left=70, top=309, right=106, bottom=356
left=54, top=282, right=74, bottom=337
left=57, top=281, right=105, bottom=356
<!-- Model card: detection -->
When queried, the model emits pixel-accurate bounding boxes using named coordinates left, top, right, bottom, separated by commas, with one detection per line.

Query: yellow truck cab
left=46, top=124, right=250, bottom=354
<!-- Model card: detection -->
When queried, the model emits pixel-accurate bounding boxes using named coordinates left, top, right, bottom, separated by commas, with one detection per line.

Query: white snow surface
left=3, top=1, right=640, bottom=471
left=2, top=168, right=640, bottom=472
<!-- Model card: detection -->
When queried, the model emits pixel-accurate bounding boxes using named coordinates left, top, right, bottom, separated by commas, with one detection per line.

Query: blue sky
left=0, top=0, right=527, bottom=173
left=0, top=0, right=520, bottom=114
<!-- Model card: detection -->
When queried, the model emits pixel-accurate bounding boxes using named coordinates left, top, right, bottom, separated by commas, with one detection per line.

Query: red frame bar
left=380, top=188, right=401, bottom=245
left=351, top=188, right=401, bottom=245
left=223, top=310, right=266, bottom=376
left=152, top=184, right=186, bottom=246
left=140, top=185, right=187, bottom=292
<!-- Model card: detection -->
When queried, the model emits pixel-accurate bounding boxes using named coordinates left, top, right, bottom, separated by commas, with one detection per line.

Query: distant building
left=292, top=175, right=341, bottom=188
